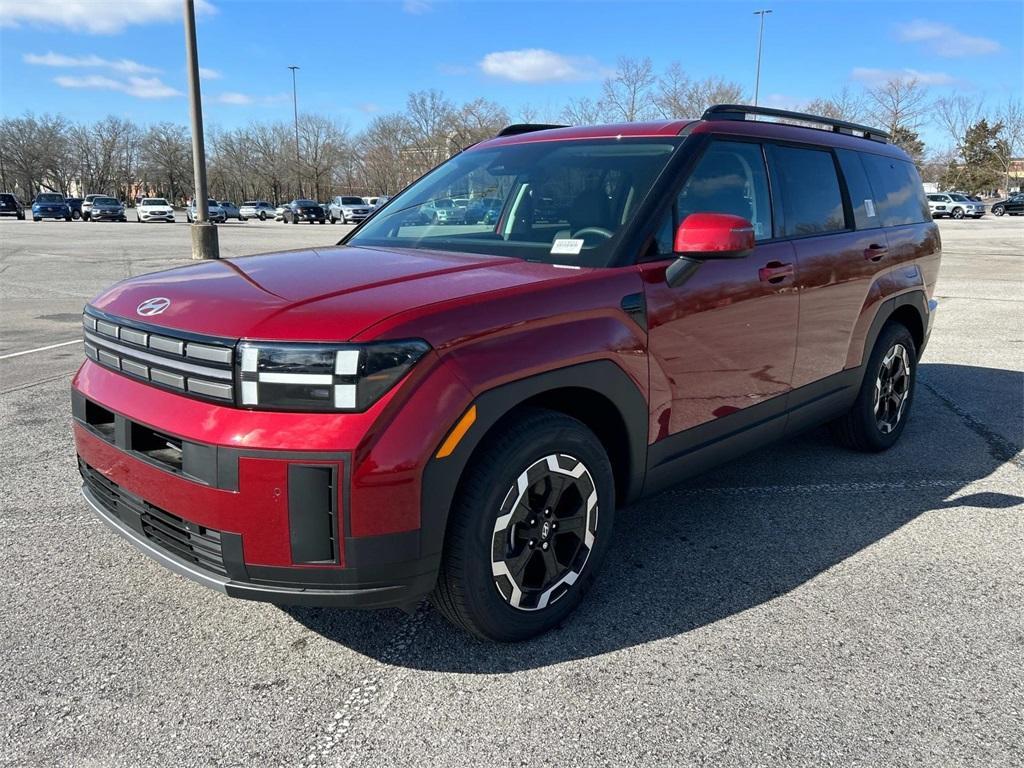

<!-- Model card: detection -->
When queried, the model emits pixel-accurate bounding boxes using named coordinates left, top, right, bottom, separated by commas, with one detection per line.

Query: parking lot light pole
left=183, top=0, right=219, bottom=260
left=753, top=9, right=772, bottom=107
left=289, top=65, right=301, bottom=198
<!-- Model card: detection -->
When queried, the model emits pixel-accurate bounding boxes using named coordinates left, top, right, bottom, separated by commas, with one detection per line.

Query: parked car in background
left=282, top=199, right=327, bottom=224
left=81, top=194, right=105, bottom=221
left=927, top=193, right=984, bottom=219
left=88, top=196, right=127, bottom=222
left=240, top=201, right=277, bottom=220
left=0, top=192, right=25, bottom=219
left=32, top=193, right=71, bottom=221
left=136, top=197, right=175, bottom=223
left=274, top=204, right=288, bottom=221
left=373, top=195, right=391, bottom=208
left=65, top=197, right=84, bottom=220
left=186, top=199, right=226, bottom=223
left=990, top=193, right=1024, bottom=216
left=328, top=196, right=372, bottom=224
left=218, top=201, right=244, bottom=221
left=418, top=198, right=464, bottom=224
left=72, top=105, right=940, bottom=641
left=464, top=197, right=503, bottom=224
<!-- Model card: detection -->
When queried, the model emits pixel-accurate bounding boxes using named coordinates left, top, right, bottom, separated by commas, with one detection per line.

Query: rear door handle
left=864, top=244, right=887, bottom=262
left=758, top=261, right=794, bottom=284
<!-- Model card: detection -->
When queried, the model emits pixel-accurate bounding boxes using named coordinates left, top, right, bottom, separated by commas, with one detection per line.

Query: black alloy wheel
left=873, top=342, right=912, bottom=435
left=993, top=204, right=1005, bottom=216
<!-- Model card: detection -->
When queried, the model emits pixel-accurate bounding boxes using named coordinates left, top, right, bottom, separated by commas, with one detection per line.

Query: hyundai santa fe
left=73, top=104, right=940, bottom=641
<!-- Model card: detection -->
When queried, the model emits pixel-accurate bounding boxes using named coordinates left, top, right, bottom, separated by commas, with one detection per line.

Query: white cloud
left=0, top=0, right=215, bottom=34
left=357, top=102, right=380, bottom=114
left=55, top=74, right=182, bottom=99
left=24, top=51, right=159, bottom=74
left=403, top=0, right=432, bottom=14
left=852, top=67, right=956, bottom=87
left=209, top=92, right=289, bottom=107
left=895, top=20, right=1000, bottom=57
left=199, top=67, right=222, bottom=80
left=480, top=49, right=603, bottom=83
left=214, top=92, right=252, bottom=105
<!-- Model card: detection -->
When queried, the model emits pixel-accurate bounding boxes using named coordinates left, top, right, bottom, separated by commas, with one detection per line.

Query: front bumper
left=34, top=208, right=69, bottom=218
left=92, top=210, right=125, bottom=220
left=140, top=211, right=174, bottom=221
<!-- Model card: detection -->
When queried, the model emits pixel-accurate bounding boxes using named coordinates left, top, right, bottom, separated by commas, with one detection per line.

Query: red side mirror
left=673, top=212, right=756, bottom=259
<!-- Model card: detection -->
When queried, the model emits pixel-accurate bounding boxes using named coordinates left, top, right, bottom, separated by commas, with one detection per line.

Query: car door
left=643, top=138, right=798, bottom=443
left=1009, top=195, right=1024, bottom=214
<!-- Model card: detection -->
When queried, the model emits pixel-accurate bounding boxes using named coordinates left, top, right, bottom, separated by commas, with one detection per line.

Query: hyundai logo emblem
left=136, top=297, right=171, bottom=316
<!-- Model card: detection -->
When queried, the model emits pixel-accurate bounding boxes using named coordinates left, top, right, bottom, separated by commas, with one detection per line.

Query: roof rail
left=496, top=123, right=567, bottom=137
left=701, top=104, right=890, bottom=143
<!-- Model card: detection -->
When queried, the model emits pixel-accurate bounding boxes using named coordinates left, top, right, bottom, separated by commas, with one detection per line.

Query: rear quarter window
left=860, top=153, right=930, bottom=227
left=769, top=145, right=846, bottom=238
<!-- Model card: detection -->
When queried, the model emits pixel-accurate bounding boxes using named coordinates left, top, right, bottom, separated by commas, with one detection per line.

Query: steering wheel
left=571, top=227, right=614, bottom=242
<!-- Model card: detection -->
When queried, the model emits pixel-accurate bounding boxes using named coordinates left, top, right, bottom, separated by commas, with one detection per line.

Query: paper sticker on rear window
left=864, top=199, right=876, bottom=218
left=550, top=238, right=584, bottom=256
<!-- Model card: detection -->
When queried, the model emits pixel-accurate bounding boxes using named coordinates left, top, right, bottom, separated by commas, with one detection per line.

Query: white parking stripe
left=0, top=340, right=79, bottom=359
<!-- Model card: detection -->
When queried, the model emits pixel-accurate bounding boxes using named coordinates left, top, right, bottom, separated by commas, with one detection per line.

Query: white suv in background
left=927, top=193, right=985, bottom=219
left=328, top=196, right=372, bottom=224
left=240, top=201, right=277, bottom=221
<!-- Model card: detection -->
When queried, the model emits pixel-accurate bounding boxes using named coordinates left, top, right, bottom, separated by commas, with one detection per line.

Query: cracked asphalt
left=1, top=214, right=1021, bottom=767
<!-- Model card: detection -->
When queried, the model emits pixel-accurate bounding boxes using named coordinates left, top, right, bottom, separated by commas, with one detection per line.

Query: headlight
left=237, top=339, right=430, bottom=412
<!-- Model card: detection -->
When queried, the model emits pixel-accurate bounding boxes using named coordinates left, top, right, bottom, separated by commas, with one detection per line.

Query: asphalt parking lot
left=1, top=215, right=1022, bottom=767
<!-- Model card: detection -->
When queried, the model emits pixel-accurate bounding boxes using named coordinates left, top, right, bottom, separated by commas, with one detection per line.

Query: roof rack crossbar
left=496, top=123, right=567, bottom=137
left=701, top=104, right=890, bottom=143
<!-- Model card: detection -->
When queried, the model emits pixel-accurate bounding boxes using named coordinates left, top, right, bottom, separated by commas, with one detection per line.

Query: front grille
left=83, top=309, right=236, bottom=403
left=81, top=460, right=228, bottom=575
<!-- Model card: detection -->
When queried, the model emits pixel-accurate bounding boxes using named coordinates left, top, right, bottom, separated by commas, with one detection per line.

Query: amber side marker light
left=436, top=405, right=477, bottom=459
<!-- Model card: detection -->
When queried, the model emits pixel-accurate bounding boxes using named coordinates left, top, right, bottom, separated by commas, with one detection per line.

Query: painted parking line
left=0, top=339, right=79, bottom=360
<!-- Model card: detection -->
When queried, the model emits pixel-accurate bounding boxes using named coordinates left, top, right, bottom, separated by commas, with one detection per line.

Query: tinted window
left=677, top=140, right=773, bottom=241
left=771, top=145, right=845, bottom=237
left=836, top=149, right=880, bottom=230
left=860, top=153, right=929, bottom=226
left=342, top=197, right=364, bottom=205
left=37, top=193, right=64, bottom=203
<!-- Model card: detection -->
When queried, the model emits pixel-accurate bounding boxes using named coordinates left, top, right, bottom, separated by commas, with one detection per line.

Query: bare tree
left=561, top=97, right=606, bottom=126
left=355, top=114, right=415, bottom=195
left=803, top=86, right=867, bottom=124
left=138, top=123, right=193, bottom=205
left=599, top=57, right=657, bottom=122
left=864, top=76, right=930, bottom=136
left=993, top=99, right=1024, bottom=193
left=447, top=97, right=509, bottom=150
left=934, top=95, right=985, bottom=156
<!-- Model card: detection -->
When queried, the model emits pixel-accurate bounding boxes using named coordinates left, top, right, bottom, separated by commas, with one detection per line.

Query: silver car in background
left=927, top=192, right=985, bottom=219
left=186, top=199, right=226, bottom=223
left=218, top=201, right=245, bottom=221
left=136, top=197, right=175, bottom=223
left=328, top=195, right=372, bottom=224
left=240, top=201, right=277, bottom=220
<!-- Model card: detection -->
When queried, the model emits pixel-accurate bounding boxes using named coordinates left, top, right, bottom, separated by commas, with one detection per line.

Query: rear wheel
left=431, top=408, right=615, bottom=641
left=259, top=211, right=267, bottom=221
left=831, top=322, right=917, bottom=452
left=72, top=210, right=81, bottom=220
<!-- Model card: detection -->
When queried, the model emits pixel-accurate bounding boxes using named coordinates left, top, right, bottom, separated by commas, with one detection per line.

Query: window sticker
left=550, top=238, right=584, bottom=255
left=864, top=199, right=876, bottom=218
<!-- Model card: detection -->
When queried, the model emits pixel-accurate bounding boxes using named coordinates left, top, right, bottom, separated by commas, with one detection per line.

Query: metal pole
left=289, top=65, right=300, bottom=197
left=183, top=0, right=218, bottom=259
left=753, top=9, right=772, bottom=107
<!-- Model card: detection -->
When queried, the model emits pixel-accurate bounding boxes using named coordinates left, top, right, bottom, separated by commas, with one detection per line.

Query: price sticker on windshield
left=864, top=199, right=876, bottom=218
left=550, top=238, right=584, bottom=256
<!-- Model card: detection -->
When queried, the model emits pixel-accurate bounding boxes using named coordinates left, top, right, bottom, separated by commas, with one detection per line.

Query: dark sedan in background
left=991, top=194, right=1024, bottom=216
left=88, top=196, right=127, bottom=222
left=282, top=199, right=327, bottom=224
left=0, top=192, right=25, bottom=219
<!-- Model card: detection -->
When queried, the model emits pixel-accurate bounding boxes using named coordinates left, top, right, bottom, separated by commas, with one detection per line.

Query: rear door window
left=860, top=153, right=930, bottom=226
left=769, top=145, right=846, bottom=237
left=836, top=149, right=880, bottom=230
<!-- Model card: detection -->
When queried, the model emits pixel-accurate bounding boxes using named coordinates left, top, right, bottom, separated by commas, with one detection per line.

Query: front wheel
left=431, top=408, right=615, bottom=641
left=951, top=207, right=965, bottom=219
left=72, top=210, right=81, bottom=220
left=830, top=322, right=917, bottom=452
left=992, top=205, right=1005, bottom=216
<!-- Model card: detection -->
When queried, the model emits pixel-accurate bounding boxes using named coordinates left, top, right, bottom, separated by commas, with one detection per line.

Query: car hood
left=88, top=245, right=579, bottom=342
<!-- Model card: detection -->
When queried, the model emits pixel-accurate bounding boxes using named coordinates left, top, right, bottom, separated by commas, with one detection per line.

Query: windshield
left=949, top=194, right=969, bottom=202
left=142, top=198, right=167, bottom=206
left=349, top=138, right=679, bottom=267
left=95, top=197, right=118, bottom=205
left=341, top=197, right=364, bottom=205
left=296, top=199, right=318, bottom=206
left=37, top=193, right=64, bottom=203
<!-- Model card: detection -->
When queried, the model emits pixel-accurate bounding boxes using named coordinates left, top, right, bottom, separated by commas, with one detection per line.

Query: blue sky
left=1, top=0, right=1021, bottom=147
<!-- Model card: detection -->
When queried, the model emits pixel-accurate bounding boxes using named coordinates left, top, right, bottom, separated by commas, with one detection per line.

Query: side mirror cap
left=673, top=212, right=755, bottom=260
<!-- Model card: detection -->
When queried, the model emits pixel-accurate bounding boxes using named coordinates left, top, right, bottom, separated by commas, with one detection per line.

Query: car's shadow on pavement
left=286, top=363, right=1023, bottom=671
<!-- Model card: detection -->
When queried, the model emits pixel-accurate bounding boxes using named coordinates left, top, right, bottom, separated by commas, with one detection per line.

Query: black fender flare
left=419, top=360, right=649, bottom=560
left=859, top=289, right=931, bottom=368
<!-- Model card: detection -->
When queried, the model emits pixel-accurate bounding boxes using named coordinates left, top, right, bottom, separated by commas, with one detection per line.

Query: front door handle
left=758, top=261, right=794, bottom=284
left=864, top=244, right=887, bottom=262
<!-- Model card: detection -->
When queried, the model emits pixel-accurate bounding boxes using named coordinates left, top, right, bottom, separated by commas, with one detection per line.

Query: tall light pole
left=753, top=9, right=772, bottom=107
left=183, top=0, right=218, bottom=259
left=289, top=65, right=301, bottom=197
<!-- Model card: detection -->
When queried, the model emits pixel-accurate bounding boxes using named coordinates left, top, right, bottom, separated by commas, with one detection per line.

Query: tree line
left=1, top=58, right=1020, bottom=204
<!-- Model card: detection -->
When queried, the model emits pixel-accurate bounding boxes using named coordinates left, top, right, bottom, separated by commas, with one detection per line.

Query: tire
left=259, top=211, right=267, bottom=221
left=830, top=322, right=917, bottom=453
left=291, top=214, right=298, bottom=224
left=65, top=215, right=72, bottom=221
left=951, top=207, right=965, bottom=219
left=33, top=216, right=40, bottom=222
left=72, top=210, right=81, bottom=220
left=17, top=212, right=24, bottom=220
left=992, top=205, right=1005, bottom=216
left=431, top=408, right=615, bottom=642
left=329, top=214, right=337, bottom=224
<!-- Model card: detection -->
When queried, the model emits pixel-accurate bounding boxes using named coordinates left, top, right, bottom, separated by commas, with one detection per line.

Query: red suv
left=73, top=105, right=940, bottom=641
